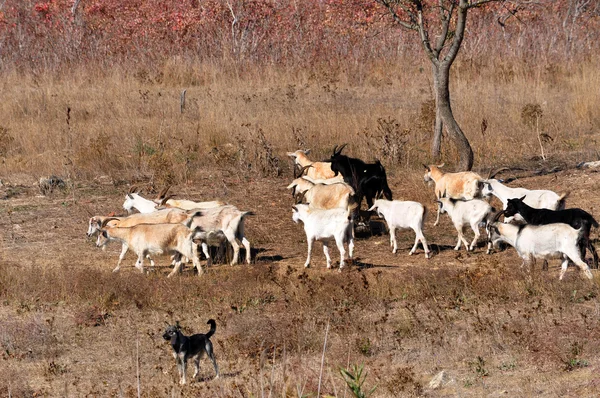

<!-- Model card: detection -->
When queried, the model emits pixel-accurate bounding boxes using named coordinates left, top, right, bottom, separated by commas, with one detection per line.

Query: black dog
left=162, top=319, right=220, bottom=384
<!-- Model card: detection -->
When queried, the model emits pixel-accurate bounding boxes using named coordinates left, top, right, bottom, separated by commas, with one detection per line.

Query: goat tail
left=557, top=191, right=570, bottom=210
left=421, top=205, right=428, bottom=230
left=206, top=319, right=217, bottom=338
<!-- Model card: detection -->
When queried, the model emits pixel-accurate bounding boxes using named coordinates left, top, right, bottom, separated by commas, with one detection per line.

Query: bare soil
left=1, top=165, right=600, bottom=397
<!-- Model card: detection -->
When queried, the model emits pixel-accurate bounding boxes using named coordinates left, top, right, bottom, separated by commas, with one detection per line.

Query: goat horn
left=335, top=143, right=347, bottom=155
left=159, top=195, right=175, bottom=207
left=100, top=217, right=120, bottom=228
left=488, top=167, right=510, bottom=180
left=492, top=210, right=506, bottom=223
left=297, top=190, right=307, bottom=205
left=297, top=165, right=313, bottom=177
left=156, top=186, right=171, bottom=200
left=127, top=185, right=139, bottom=194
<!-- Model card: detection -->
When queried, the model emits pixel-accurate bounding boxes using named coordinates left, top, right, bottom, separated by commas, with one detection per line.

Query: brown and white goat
left=96, top=219, right=212, bottom=277
left=287, top=149, right=336, bottom=180
left=423, top=164, right=483, bottom=226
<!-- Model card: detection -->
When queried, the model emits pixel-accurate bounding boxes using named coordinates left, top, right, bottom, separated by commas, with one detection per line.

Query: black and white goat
left=481, top=179, right=568, bottom=222
left=328, top=144, right=392, bottom=210
left=368, top=199, right=430, bottom=258
left=437, top=198, right=495, bottom=253
left=292, top=204, right=354, bottom=270
left=503, top=196, right=599, bottom=267
left=487, top=217, right=594, bottom=280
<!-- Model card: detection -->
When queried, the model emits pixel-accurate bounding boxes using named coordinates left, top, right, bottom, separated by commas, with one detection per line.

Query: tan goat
left=155, top=186, right=226, bottom=210
left=96, top=219, right=212, bottom=276
left=423, top=164, right=483, bottom=226
left=287, top=149, right=336, bottom=180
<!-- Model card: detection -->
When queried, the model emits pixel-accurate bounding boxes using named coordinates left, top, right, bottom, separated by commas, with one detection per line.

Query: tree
left=378, top=0, right=501, bottom=171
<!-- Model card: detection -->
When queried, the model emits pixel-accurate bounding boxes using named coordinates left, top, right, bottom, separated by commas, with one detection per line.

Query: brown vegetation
left=1, top=2, right=600, bottom=396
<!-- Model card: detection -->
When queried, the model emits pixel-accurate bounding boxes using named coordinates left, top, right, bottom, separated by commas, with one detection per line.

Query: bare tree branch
left=379, top=0, right=418, bottom=30
left=435, top=1, right=455, bottom=55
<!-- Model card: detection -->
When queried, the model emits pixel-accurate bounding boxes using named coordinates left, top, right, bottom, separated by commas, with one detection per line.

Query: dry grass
left=1, top=60, right=600, bottom=396
left=1, top=59, right=599, bottom=185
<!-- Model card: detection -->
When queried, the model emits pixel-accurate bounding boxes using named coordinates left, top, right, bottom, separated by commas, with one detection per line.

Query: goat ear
left=519, top=196, right=526, bottom=201
left=437, top=163, right=445, bottom=168
left=304, top=149, right=311, bottom=155
left=127, top=193, right=134, bottom=199
left=292, top=205, right=298, bottom=212
left=286, top=152, right=296, bottom=158
left=422, top=164, right=430, bottom=171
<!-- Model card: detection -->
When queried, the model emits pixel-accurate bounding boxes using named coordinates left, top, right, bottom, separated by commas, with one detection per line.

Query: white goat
left=292, top=204, right=354, bottom=270
left=482, top=179, right=567, bottom=222
left=287, top=149, right=336, bottom=180
left=487, top=221, right=593, bottom=280
left=96, top=220, right=211, bottom=276
left=368, top=199, right=430, bottom=258
left=437, top=198, right=494, bottom=253
left=423, top=164, right=483, bottom=226
left=185, top=205, right=253, bottom=266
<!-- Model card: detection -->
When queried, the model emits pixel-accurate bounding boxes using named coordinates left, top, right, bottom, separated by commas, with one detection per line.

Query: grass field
left=1, top=60, right=600, bottom=397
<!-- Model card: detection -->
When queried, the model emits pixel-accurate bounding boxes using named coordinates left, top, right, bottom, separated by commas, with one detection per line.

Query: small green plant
left=564, top=341, right=589, bottom=371
left=356, top=337, right=372, bottom=357
left=470, top=356, right=489, bottom=378
left=498, top=361, right=516, bottom=371
left=340, top=364, right=377, bottom=398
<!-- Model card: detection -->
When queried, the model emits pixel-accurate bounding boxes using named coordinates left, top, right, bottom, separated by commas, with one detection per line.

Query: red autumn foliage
left=0, top=0, right=598, bottom=71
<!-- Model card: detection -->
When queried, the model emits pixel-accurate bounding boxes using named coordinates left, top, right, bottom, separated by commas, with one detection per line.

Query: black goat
left=504, top=196, right=599, bottom=267
left=329, top=144, right=393, bottom=209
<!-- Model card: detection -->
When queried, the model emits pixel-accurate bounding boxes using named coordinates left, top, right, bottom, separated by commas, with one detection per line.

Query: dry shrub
left=148, top=151, right=178, bottom=186
left=521, top=103, right=544, bottom=129
left=0, top=367, right=36, bottom=398
left=232, top=124, right=281, bottom=177
left=0, top=126, right=15, bottom=156
left=74, top=131, right=123, bottom=179
left=385, top=366, right=423, bottom=397
left=74, top=305, right=111, bottom=328
left=0, top=314, right=57, bottom=360
left=361, top=117, right=409, bottom=165
left=418, top=99, right=436, bottom=134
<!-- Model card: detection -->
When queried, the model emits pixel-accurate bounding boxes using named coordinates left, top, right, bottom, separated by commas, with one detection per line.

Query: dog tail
left=206, top=319, right=217, bottom=339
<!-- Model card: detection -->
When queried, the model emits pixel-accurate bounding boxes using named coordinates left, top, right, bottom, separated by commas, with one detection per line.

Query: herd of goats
left=86, top=144, right=599, bottom=281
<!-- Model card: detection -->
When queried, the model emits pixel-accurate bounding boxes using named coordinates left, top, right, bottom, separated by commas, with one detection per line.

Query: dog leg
left=192, top=355, right=200, bottom=379
left=178, top=353, right=187, bottom=384
left=206, top=340, right=220, bottom=378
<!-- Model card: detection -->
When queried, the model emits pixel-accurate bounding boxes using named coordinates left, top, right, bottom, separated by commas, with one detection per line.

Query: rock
left=429, top=370, right=453, bottom=389
left=577, top=160, right=600, bottom=169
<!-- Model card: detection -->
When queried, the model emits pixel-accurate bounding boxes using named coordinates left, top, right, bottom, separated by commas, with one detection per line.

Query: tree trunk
left=431, top=65, right=443, bottom=161
left=434, top=62, right=474, bottom=171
